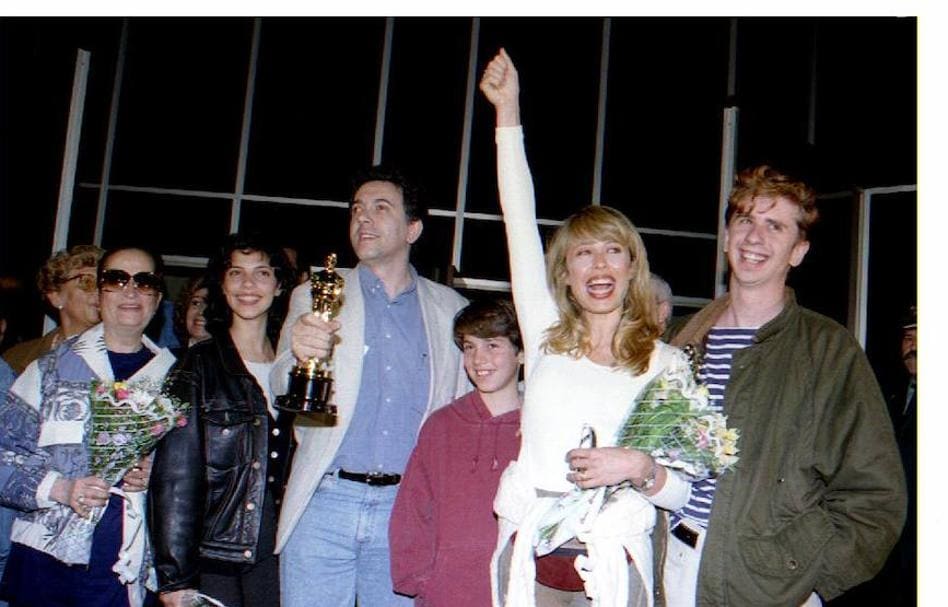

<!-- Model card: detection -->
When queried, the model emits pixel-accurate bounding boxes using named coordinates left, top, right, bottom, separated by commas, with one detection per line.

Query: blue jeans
left=280, top=472, right=412, bottom=607
left=0, top=506, right=13, bottom=607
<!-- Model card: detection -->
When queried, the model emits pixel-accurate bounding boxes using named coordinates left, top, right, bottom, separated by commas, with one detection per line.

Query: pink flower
left=176, top=416, right=188, bottom=428
left=115, top=388, right=130, bottom=401
left=150, top=423, right=165, bottom=437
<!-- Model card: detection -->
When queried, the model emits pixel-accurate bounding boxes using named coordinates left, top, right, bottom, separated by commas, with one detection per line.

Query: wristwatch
left=632, top=459, right=658, bottom=492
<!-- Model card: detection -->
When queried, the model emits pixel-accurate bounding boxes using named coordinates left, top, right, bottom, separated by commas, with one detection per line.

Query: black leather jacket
left=149, top=334, right=295, bottom=592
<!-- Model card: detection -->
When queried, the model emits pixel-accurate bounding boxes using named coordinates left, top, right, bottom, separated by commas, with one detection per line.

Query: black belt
left=338, top=469, right=401, bottom=486
left=671, top=522, right=700, bottom=548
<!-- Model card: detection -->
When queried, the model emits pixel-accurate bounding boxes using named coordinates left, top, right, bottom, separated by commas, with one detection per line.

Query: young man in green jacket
left=659, top=165, right=906, bottom=606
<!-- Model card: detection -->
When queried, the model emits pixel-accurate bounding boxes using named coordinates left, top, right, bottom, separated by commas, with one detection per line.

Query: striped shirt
left=671, top=326, right=756, bottom=529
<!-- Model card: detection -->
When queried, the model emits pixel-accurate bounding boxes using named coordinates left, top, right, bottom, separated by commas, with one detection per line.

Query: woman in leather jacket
left=149, top=234, right=295, bottom=607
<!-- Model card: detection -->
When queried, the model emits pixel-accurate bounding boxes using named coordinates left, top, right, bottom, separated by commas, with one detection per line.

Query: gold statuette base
left=275, top=365, right=338, bottom=426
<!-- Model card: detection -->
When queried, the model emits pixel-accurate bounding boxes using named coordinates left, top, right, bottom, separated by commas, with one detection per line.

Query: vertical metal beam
left=450, top=18, right=480, bottom=274
left=52, top=49, right=91, bottom=254
left=850, top=190, right=871, bottom=347
left=93, top=19, right=128, bottom=246
left=714, top=18, right=742, bottom=298
left=49, top=48, right=91, bottom=333
left=231, top=17, right=262, bottom=233
left=373, top=17, right=395, bottom=166
left=591, top=17, right=611, bottom=206
left=715, top=107, right=739, bottom=297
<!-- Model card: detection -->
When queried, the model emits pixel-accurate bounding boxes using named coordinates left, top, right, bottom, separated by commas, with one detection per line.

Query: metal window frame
left=60, top=16, right=912, bottom=321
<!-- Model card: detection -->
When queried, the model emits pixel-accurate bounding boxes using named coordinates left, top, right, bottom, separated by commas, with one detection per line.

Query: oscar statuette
left=275, top=253, right=345, bottom=425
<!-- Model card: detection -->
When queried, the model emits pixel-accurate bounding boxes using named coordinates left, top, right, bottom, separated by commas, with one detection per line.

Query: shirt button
left=385, top=365, right=391, bottom=371
left=243, top=550, right=253, bottom=559
left=252, top=461, right=261, bottom=470
left=222, top=428, right=231, bottom=436
left=385, top=397, right=391, bottom=403
left=272, top=428, right=281, bottom=436
left=787, top=558, right=798, bottom=570
left=246, top=502, right=256, bottom=511
left=268, top=476, right=275, bottom=483
left=382, top=430, right=389, bottom=436
left=271, top=451, right=279, bottom=459
left=253, top=418, right=261, bottom=426
left=385, top=334, right=391, bottom=339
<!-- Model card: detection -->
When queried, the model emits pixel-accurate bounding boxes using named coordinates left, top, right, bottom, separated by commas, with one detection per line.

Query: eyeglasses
left=61, top=273, right=98, bottom=292
left=98, top=269, right=163, bottom=296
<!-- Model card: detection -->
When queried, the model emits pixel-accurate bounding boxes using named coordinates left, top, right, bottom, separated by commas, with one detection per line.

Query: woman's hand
left=51, top=475, right=110, bottom=517
left=159, top=588, right=197, bottom=607
left=122, top=454, right=152, bottom=493
left=479, top=48, right=521, bottom=127
left=566, top=446, right=663, bottom=494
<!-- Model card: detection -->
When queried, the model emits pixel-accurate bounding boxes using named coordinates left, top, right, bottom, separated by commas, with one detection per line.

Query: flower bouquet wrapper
left=53, top=378, right=190, bottom=568
left=88, top=378, right=189, bottom=489
left=534, top=351, right=740, bottom=555
left=616, top=361, right=739, bottom=481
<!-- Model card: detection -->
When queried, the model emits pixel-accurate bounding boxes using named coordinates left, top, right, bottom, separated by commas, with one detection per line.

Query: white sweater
left=491, top=126, right=690, bottom=607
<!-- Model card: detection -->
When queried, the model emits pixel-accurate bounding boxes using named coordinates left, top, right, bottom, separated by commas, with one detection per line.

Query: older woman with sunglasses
left=0, top=247, right=175, bottom=607
left=2, top=245, right=104, bottom=375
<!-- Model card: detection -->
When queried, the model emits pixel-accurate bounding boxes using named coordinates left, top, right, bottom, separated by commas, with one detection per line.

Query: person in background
left=171, top=275, right=211, bottom=355
left=272, top=166, right=469, bottom=607
left=2, top=245, right=104, bottom=374
left=649, top=274, right=673, bottom=334
left=0, top=246, right=174, bottom=607
left=151, top=234, right=294, bottom=607
left=390, top=298, right=523, bottom=607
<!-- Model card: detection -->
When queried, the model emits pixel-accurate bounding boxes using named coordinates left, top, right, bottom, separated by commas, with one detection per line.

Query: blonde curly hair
left=36, top=245, right=104, bottom=294
left=543, top=206, right=659, bottom=375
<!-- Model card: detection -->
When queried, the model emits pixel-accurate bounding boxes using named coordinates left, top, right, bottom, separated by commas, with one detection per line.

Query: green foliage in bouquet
left=88, top=378, right=190, bottom=485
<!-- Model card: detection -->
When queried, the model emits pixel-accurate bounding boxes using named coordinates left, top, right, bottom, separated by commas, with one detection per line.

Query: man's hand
left=479, top=48, right=521, bottom=127
left=290, top=312, right=341, bottom=363
left=122, top=454, right=152, bottom=493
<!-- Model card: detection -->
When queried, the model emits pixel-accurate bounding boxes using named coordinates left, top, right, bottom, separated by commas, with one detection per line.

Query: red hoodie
left=390, top=390, right=521, bottom=606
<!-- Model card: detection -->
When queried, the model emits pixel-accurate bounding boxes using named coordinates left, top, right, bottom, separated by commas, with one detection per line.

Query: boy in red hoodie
left=390, top=298, right=523, bottom=606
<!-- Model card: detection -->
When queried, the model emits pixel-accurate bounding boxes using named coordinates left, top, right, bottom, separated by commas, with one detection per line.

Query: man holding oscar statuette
left=269, top=167, right=469, bottom=607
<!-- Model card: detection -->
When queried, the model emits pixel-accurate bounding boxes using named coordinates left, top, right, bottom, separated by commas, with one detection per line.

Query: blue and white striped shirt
left=671, top=326, right=756, bottom=529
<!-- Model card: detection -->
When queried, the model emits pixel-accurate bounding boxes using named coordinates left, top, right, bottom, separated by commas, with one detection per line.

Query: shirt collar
left=358, top=264, right=419, bottom=302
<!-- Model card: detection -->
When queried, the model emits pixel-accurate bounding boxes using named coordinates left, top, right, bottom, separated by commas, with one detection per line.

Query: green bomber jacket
left=653, top=290, right=906, bottom=606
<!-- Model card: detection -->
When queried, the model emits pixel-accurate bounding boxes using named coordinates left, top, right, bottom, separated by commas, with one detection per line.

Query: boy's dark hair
left=351, top=165, right=427, bottom=224
left=453, top=298, right=522, bottom=352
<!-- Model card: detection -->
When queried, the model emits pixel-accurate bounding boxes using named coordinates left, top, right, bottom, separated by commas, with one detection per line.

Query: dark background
left=0, top=16, right=917, bottom=391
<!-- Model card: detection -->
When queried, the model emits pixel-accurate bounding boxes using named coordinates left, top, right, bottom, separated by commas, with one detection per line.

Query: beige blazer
left=269, top=265, right=469, bottom=552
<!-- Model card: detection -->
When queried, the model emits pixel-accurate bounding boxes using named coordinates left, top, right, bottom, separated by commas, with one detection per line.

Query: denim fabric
left=331, top=265, right=429, bottom=475
left=0, top=505, right=13, bottom=607
left=280, top=473, right=412, bottom=607
left=0, top=357, right=14, bottom=607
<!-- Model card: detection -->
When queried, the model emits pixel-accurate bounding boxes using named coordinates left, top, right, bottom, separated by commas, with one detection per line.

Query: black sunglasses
left=98, top=269, right=163, bottom=295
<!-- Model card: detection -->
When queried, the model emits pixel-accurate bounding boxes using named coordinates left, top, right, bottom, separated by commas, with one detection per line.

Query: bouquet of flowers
left=615, top=353, right=739, bottom=479
left=534, top=350, right=739, bottom=555
left=88, top=378, right=190, bottom=487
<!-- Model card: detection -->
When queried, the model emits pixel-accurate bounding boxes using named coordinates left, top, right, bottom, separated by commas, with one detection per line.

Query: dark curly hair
left=203, top=233, right=292, bottom=344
